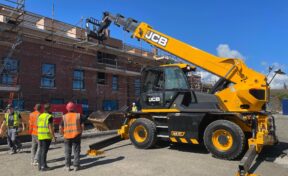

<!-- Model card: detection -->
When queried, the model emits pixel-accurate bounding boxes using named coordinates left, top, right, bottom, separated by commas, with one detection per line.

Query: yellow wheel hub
left=133, top=125, right=148, bottom=143
left=212, top=129, right=233, bottom=151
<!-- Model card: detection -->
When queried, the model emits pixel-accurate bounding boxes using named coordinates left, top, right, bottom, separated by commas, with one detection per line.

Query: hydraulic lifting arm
left=87, top=12, right=269, bottom=113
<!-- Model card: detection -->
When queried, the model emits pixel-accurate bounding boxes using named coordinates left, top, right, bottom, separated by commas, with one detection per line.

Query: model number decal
left=171, top=131, right=185, bottom=137
left=145, top=31, right=168, bottom=47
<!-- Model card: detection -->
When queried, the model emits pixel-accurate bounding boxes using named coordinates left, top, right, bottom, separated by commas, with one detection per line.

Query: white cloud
left=271, top=62, right=286, bottom=70
left=217, top=44, right=245, bottom=60
left=193, top=44, right=243, bottom=85
left=196, top=71, right=219, bottom=84
left=194, top=45, right=287, bottom=89
left=266, top=62, right=287, bottom=89
left=269, top=74, right=288, bottom=89
left=261, top=61, right=267, bottom=66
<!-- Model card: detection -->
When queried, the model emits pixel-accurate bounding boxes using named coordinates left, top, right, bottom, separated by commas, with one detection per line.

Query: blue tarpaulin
left=282, top=99, right=288, bottom=115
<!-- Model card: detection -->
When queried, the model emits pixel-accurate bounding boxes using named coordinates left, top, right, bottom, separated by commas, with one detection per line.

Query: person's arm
left=0, top=123, right=4, bottom=136
left=21, top=121, right=25, bottom=132
left=48, top=124, right=56, bottom=142
left=0, top=119, right=6, bottom=136
left=19, top=114, right=25, bottom=132
left=59, top=116, right=64, bottom=136
left=28, top=115, right=32, bottom=134
left=48, top=117, right=56, bottom=142
left=81, top=124, right=84, bottom=134
left=80, top=115, right=85, bottom=133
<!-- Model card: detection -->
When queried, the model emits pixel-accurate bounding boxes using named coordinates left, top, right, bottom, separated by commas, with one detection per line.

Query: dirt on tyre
left=129, top=118, right=157, bottom=149
left=203, top=120, right=245, bottom=160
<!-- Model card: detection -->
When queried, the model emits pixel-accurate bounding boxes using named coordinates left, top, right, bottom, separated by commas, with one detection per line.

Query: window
left=76, top=99, right=89, bottom=115
left=12, top=99, right=24, bottom=111
left=141, top=69, right=162, bottom=93
left=164, top=67, right=189, bottom=90
left=3, top=58, right=18, bottom=72
left=73, top=70, right=85, bottom=89
left=112, top=75, right=118, bottom=91
left=134, top=79, right=141, bottom=96
left=97, top=52, right=117, bottom=66
left=41, top=63, right=55, bottom=88
left=102, top=100, right=118, bottom=111
left=0, top=58, right=19, bottom=85
left=97, top=72, right=106, bottom=85
left=2, top=74, right=13, bottom=85
left=50, top=98, right=64, bottom=104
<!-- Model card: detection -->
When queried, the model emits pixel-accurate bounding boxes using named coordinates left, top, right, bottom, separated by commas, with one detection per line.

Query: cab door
left=140, top=68, right=165, bottom=109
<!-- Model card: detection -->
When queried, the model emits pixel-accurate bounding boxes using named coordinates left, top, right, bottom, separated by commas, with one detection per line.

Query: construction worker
left=0, top=104, right=24, bottom=154
left=131, top=102, right=138, bottom=112
left=60, top=102, right=84, bottom=172
left=37, top=103, right=56, bottom=171
left=29, top=104, right=41, bottom=166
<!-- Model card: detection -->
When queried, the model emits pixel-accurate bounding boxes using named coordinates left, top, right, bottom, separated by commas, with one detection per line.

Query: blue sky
left=2, top=0, right=288, bottom=87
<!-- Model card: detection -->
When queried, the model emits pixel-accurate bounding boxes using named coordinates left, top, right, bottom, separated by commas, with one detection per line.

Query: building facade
left=0, top=4, right=168, bottom=114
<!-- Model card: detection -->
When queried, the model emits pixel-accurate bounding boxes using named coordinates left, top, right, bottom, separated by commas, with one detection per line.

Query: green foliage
left=275, top=92, right=288, bottom=100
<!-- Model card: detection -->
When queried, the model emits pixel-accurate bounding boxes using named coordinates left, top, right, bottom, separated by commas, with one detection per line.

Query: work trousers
left=38, top=139, right=51, bottom=170
left=7, top=128, right=22, bottom=152
left=31, top=135, right=40, bottom=162
left=64, top=135, right=81, bottom=167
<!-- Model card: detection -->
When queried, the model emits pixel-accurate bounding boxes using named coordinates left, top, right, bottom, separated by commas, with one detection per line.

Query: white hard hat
left=132, top=102, right=136, bottom=105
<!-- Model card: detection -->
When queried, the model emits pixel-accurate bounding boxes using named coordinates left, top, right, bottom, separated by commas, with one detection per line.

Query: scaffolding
left=0, top=3, right=204, bottom=110
left=0, top=0, right=25, bottom=107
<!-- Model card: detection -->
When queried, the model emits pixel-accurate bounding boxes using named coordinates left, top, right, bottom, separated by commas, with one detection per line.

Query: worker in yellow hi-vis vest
left=37, top=103, right=56, bottom=172
left=131, top=102, right=138, bottom=112
left=0, top=104, right=25, bottom=155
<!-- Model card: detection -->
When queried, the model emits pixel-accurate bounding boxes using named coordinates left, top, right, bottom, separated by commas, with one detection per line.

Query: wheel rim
left=133, top=125, right=148, bottom=143
left=212, top=129, right=233, bottom=151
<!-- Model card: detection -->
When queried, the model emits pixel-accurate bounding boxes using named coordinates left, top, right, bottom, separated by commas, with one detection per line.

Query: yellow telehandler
left=86, top=12, right=281, bottom=176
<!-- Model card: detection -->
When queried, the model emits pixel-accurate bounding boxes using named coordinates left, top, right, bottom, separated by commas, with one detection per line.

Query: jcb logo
left=148, top=97, right=161, bottom=102
left=145, top=31, right=168, bottom=47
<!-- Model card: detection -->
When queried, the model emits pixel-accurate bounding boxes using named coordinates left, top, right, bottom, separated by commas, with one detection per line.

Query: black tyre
left=129, top=118, right=157, bottom=149
left=203, top=120, right=245, bottom=160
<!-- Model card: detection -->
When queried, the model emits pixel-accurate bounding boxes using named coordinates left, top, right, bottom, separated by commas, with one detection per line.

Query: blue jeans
left=38, top=139, right=51, bottom=170
left=7, top=128, right=22, bottom=152
left=31, top=135, right=40, bottom=162
left=64, top=135, right=81, bottom=167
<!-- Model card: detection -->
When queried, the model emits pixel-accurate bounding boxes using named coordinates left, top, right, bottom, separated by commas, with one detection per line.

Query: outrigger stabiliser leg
left=87, top=117, right=130, bottom=156
left=237, top=145, right=258, bottom=176
left=236, top=114, right=278, bottom=176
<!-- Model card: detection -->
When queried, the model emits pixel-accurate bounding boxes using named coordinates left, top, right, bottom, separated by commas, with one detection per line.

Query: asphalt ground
left=0, top=115, right=287, bottom=176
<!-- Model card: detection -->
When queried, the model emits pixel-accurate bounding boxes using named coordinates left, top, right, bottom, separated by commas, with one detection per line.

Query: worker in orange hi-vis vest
left=29, top=104, right=41, bottom=166
left=60, top=102, right=85, bottom=172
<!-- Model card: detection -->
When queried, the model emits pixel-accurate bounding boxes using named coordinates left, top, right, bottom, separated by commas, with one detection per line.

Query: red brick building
left=0, top=4, right=168, bottom=114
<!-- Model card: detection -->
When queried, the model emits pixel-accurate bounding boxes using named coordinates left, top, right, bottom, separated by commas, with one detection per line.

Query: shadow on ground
left=168, top=143, right=209, bottom=154
left=250, top=141, right=288, bottom=173
left=47, top=152, right=124, bottom=171
left=80, top=156, right=125, bottom=170
left=103, top=143, right=132, bottom=152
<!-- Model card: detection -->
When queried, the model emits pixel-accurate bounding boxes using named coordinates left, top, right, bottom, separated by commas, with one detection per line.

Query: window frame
left=73, top=69, right=85, bottom=90
left=134, top=78, right=141, bottom=97
left=0, top=58, right=19, bottom=85
left=112, top=75, right=119, bottom=91
left=97, top=72, right=106, bottom=85
left=97, top=52, right=117, bottom=67
left=41, top=63, right=56, bottom=88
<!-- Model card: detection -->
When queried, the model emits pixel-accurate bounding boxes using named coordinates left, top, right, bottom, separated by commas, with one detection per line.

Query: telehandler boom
left=86, top=12, right=278, bottom=176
